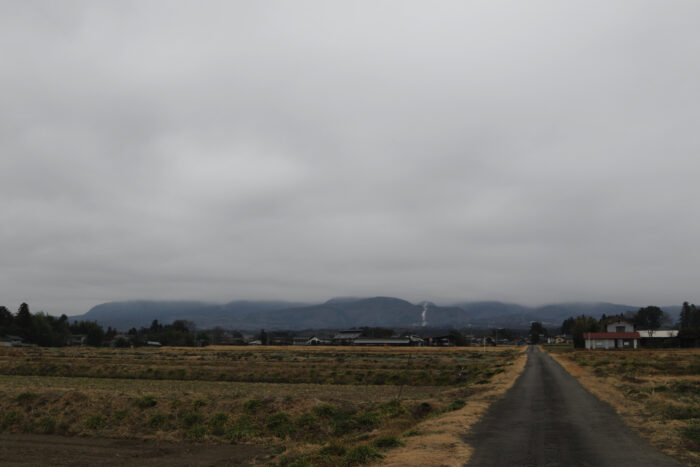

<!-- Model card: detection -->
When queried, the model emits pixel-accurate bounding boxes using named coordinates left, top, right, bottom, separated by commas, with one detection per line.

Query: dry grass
left=376, top=346, right=528, bottom=467
left=0, top=345, right=523, bottom=466
left=546, top=347, right=700, bottom=466
left=0, top=345, right=514, bottom=387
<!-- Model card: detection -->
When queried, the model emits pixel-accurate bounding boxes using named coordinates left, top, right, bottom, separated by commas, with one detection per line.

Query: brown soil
left=0, top=434, right=272, bottom=467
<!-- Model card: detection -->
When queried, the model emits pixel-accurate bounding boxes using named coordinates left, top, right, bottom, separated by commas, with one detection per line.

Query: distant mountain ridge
left=71, top=297, right=682, bottom=331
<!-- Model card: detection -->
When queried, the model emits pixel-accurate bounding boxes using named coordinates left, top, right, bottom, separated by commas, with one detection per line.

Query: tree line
left=0, top=303, right=208, bottom=347
left=678, top=302, right=700, bottom=345
left=0, top=303, right=107, bottom=346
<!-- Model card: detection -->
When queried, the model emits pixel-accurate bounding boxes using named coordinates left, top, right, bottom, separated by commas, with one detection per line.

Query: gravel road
left=465, top=346, right=680, bottom=466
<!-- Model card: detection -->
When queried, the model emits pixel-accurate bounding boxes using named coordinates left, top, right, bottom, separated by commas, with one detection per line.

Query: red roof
left=583, top=332, right=640, bottom=339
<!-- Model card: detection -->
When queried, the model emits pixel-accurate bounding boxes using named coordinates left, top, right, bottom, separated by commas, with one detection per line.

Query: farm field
left=545, top=347, right=700, bottom=465
left=0, top=345, right=523, bottom=466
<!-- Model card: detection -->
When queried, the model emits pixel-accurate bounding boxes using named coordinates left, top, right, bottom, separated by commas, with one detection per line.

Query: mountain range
left=70, top=297, right=682, bottom=331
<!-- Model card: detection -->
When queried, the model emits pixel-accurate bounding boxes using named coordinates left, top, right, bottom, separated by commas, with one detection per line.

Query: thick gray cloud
left=2, top=1, right=700, bottom=315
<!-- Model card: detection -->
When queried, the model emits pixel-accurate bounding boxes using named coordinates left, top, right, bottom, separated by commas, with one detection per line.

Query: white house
left=584, top=319, right=639, bottom=350
left=636, top=329, right=679, bottom=339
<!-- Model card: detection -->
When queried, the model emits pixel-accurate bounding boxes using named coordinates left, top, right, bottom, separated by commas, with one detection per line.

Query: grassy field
left=545, top=346, right=700, bottom=465
left=0, top=345, right=522, bottom=466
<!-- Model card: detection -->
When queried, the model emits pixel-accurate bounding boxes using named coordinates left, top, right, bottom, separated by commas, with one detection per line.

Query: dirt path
left=464, top=346, right=680, bottom=466
left=0, top=434, right=272, bottom=466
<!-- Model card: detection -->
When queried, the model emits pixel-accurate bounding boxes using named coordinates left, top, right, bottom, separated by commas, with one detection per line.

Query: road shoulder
left=376, top=347, right=528, bottom=467
left=546, top=348, right=698, bottom=466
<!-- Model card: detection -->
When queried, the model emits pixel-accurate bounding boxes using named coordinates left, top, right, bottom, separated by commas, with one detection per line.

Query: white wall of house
left=616, top=338, right=637, bottom=349
left=606, top=321, right=634, bottom=332
left=636, top=330, right=679, bottom=338
left=585, top=337, right=638, bottom=349
left=586, top=338, right=615, bottom=349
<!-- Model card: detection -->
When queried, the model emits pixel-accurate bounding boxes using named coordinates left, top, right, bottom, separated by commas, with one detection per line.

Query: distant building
left=428, top=335, right=456, bottom=346
left=352, top=336, right=424, bottom=346
left=584, top=319, right=639, bottom=349
left=332, top=330, right=363, bottom=345
left=0, top=335, right=24, bottom=347
left=67, top=334, right=86, bottom=346
left=636, top=330, right=679, bottom=338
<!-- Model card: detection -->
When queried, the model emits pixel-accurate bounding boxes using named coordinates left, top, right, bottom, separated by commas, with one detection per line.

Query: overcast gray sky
left=2, top=1, right=700, bottom=315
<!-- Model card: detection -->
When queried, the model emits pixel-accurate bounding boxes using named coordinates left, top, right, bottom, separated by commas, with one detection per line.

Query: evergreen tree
left=680, top=302, right=691, bottom=329
left=15, top=303, right=33, bottom=338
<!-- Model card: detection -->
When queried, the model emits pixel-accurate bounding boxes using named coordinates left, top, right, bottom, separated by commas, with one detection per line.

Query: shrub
left=671, top=380, right=700, bottom=395
left=684, top=424, right=700, bottom=451
left=319, top=441, right=347, bottom=457
left=265, top=412, right=295, bottom=438
left=342, top=445, right=383, bottom=465
left=181, top=412, right=203, bottom=428
left=16, top=392, right=39, bottom=405
left=148, top=413, right=166, bottom=429
left=1, top=410, right=23, bottom=431
left=56, top=420, right=70, bottom=435
left=294, top=412, right=321, bottom=439
left=134, top=395, right=157, bottom=409
left=377, top=400, right=406, bottom=418
left=243, top=398, right=265, bottom=414
left=280, top=455, right=315, bottom=467
left=187, top=425, right=207, bottom=440
left=351, top=411, right=381, bottom=431
left=372, top=436, right=404, bottom=449
left=37, top=416, right=55, bottom=434
left=447, top=399, right=466, bottom=411
left=226, top=415, right=260, bottom=441
left=661, top=404, right=700, bottom=420
left=208, top=412, right=228, bottom=436
left=192, top=398, right=208, bottom=410
left=85, top=414, right=106, bottom=430
left=313, top=404, right=339, bottom=419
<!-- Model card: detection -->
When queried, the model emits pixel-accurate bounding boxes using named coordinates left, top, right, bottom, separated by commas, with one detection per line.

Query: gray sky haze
left=2, top=1, right=700, bottom=315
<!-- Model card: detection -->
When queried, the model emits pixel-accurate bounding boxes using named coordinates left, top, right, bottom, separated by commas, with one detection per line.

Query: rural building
left=637, top=329, right=679, bottom=348
left=636, top=329, right=679, bottom=338
left=428, top=335, right=457, bottom=346
left=332, top=330, right=363, bottom=345
left=0, top=335, right=24, bottom=347
left=352, top=335, right=424, bottom=346
left=546, top=335, right=570, bottom=344
left=67, top=334, right=86, bottom=346
left=584, top=319, right=639, bottom=349
left=293, top=336, right=330, bottom=345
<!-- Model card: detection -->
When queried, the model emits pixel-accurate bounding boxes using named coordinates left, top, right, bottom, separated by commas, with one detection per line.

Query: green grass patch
left=134, top=395, right=157, bottom=408
left=16, top=392, right=39, bottom=405
left=372, top=435, right=404, bottom=449
left=85, top=414, right=106, bottom=430
left=265, top=412, right=295, bottom=438
left=342, top=445, right=383, bottom=465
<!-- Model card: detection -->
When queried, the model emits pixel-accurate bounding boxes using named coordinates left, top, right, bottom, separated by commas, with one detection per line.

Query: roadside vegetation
left=0, top=345, right=521, bottom=466
left=546, top=347, right=700, bottom=465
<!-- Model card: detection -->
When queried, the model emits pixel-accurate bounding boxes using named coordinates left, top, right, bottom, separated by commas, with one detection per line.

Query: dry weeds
left=0, top=345, right=523, bottom=466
